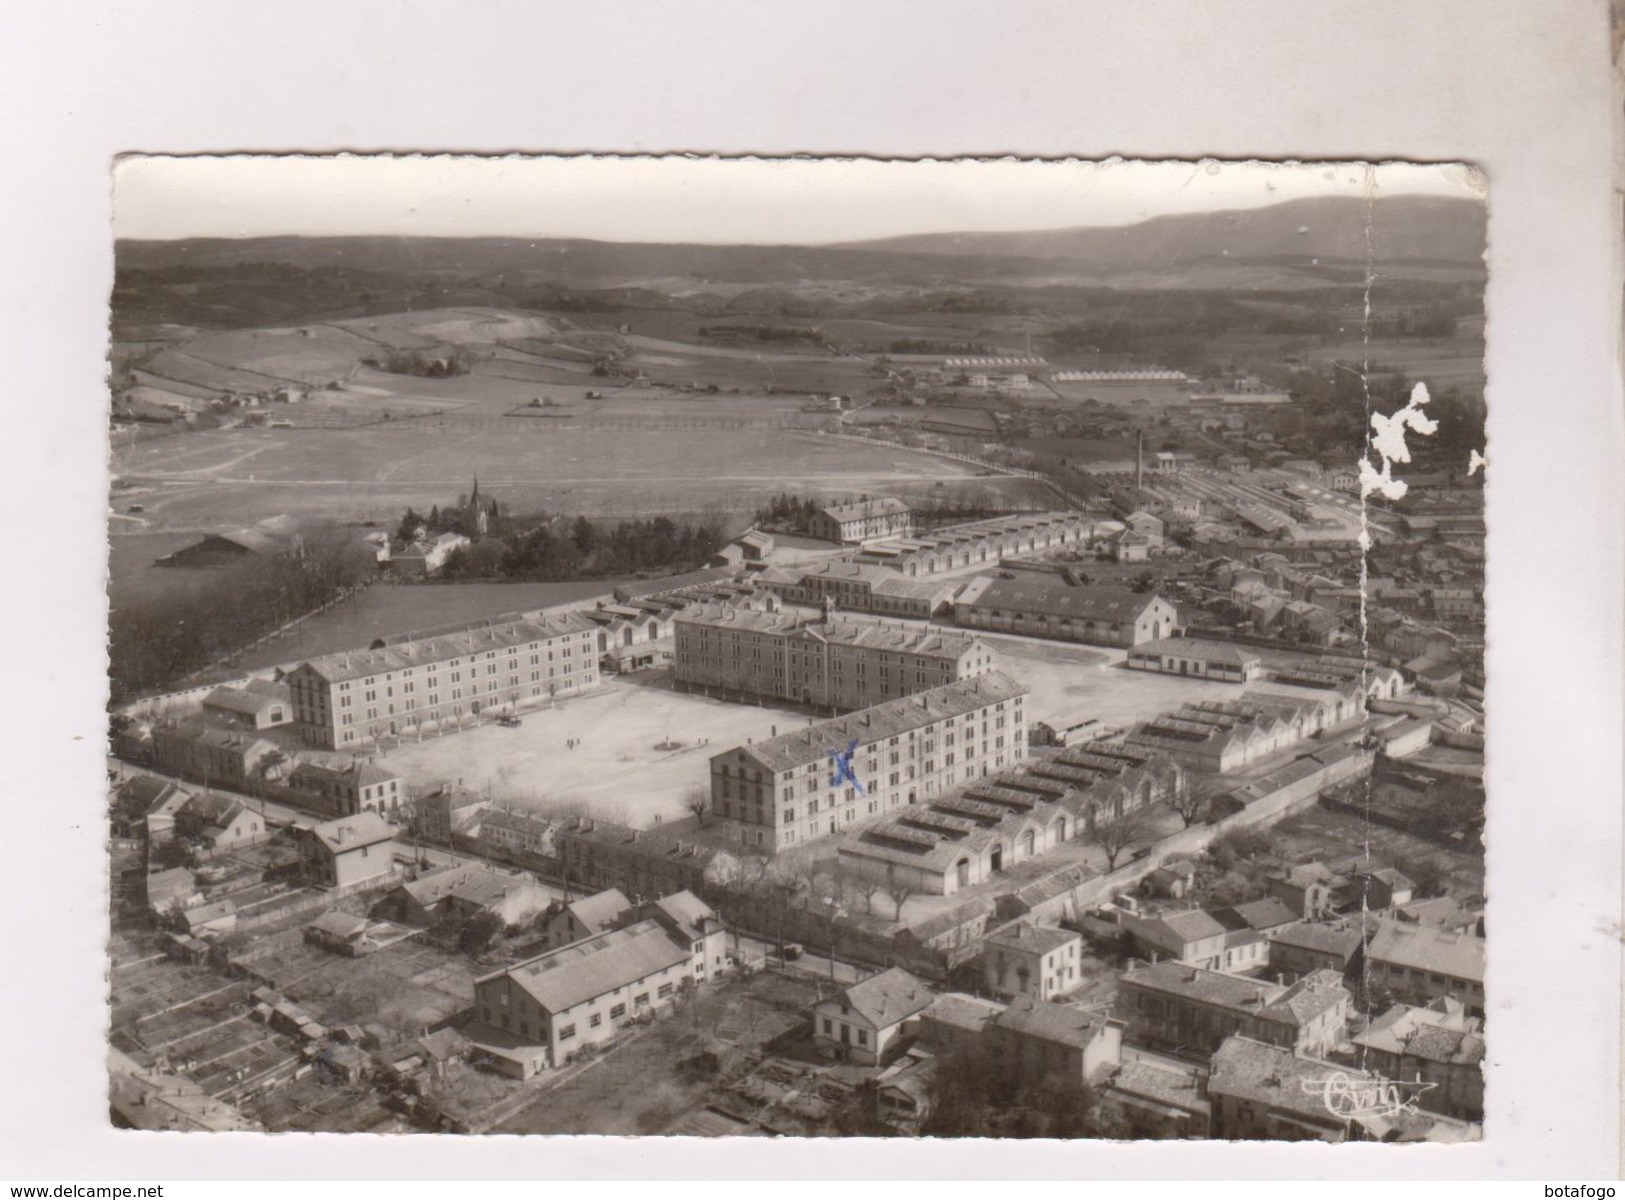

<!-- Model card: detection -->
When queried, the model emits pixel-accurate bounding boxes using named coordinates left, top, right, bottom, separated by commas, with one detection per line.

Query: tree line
left=432, top=511, right=731, bottom=582
left=109, top=530, right=371, bottom=702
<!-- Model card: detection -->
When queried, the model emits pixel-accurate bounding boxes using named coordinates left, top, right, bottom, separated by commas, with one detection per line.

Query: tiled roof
left=564, top=888, right=631, bottom=935
left=833, top=967, right=933, bottom=1029
left=986, top=921, right=1078, bottom=956
left=1213, top=898, right=1298, bottom=932
left=498, top=920, right=688, bottom=1015
left=1130, top=638, right=1262, bottom=666
left=1107, top=1058, right=1210, bottom=1116
left=295, top=610, right=596, bottom=684
left=960, top=577, right=1164, bottom=624
left=308, top=811, right=395, bottom=854
left=1149, top=910, right=1228, bottom=944
left=1353, top=1002, right=1485, bottom=1066
left=729, top=671, right=1026, bottom=773
left=204, top=680, right=292, bottom=716
left=1208, top=1036, right=1365, bottom=1123
left=994, top=996, right=1111, bottom=1050
left=1271, top=921, right=1365, bottom=959
left=480, top=808, right=554, bottom=838
left=1367, top=921, right=1485, bottom=983
left=921, top=992, right=1006, bottom=1034
left=649, top=890, right=717, bottom=940
left=677, top=604, right=984, bottom=659
left=819, top=497, right=912, bottom=522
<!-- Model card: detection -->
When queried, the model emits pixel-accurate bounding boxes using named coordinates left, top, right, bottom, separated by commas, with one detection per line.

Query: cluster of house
left=133, top=676, right=407, bottom=824
left=798, top=873, right=1483, bottom=1140
left=1182, top=496, right=1483, bottom=699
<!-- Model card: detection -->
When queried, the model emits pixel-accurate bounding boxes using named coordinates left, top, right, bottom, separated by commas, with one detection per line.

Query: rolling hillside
left=116, top=195, right=1486, bottom=294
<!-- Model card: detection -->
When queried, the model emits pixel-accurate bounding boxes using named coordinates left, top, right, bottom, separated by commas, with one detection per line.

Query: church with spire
left=463, top=474, right=497, bottom=538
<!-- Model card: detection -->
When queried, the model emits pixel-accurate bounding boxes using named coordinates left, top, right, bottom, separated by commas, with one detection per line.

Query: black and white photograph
left=103, top=155, right=1492, bottom=1143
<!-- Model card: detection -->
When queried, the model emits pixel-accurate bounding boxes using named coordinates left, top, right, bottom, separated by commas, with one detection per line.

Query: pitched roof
left=480, top=808, right=554, bottom=838
left=307, top=811, right=395, bottom=854
left=290, top=758, right=398, bottom=789
left=496, top=920, right=688, bottom=1015
left=648, top=890, right=718, bottom=940
left=959, top=577, right=1165, bottom=624
left=920, top=992, right=1006, bottom=1035
left=986, top=921, right=1079, bottom=957
left=203, top=680, right=291, bottom=717
left=1146, top=909, right=1228, bottom=944
left=993, top=995, right=1111, bottom=1050
left=294, top=610, right=597, bottom=684
left=819, top=497, right=912, bottom=522
left=1121, top=961, right=1348, bottom=1029
left=727, top=671, right=1027, bottom=773
left=179, top=791, right=246, bottom=831
left=1354, top=1003, right=1485, bottom=1066
left=308, top=910, right=367, bottom=939
left=1366, top=921, right=1485, bottom=982
left=1207, top=1036, right=1366, bottom=1124
left=1271, top=921, right=1366, bottom=959
left=1130, top=637, right=1262, bottom=666
left=676, top=604, right=985, bottom=660
left=564, top=888, right=631, bottom=935
left=1106, top=1058, right=1211, bottom=1116
left=401, top=864, right=533, bottom=910
left=1212, top=897, right=1298, bottom=932
left=832, top=967, right=933, bottom=1029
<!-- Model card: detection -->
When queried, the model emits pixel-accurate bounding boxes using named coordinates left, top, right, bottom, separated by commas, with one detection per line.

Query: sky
left=112, top=155, right=1483, bottom=244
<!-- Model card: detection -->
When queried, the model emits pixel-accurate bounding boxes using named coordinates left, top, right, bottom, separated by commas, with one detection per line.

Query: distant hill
left=116, top=195, right=1484, bottom=295
left=839, top=194, right=1486, bottom=269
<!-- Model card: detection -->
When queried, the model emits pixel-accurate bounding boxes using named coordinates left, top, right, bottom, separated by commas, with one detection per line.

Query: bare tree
left=840, top=863, right=882, bottom=917
left=684, top=786, right=711, bottom=828
left=1092, top=803, right=1157, bottom=872
left=1167, top=775, right=1206, bottom=829
left=882, top=867, right=917, bottom=924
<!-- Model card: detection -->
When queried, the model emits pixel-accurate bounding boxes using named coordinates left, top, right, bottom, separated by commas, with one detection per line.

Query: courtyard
left=378, top=673, right=813, bottom=825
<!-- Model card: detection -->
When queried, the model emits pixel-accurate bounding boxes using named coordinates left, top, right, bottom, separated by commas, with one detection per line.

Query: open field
left=112, top=417, right=1002, bottom=530
left=378, top=674, right=812, bottom=825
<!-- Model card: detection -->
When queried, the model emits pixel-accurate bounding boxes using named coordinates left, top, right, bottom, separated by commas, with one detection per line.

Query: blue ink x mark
left=828, top=739, right=866, bottom=796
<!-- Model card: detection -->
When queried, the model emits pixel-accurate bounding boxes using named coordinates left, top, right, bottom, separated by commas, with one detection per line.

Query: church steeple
left=466, top=474, right=490, bottom=537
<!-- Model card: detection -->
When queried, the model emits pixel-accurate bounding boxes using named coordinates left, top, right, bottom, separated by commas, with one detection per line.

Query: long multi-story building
left=755, top=560, right=961, bottom=619
left=808, top=496, right=914, bottom=544
left=470, top=919, right=693, bottom=1078
left=286, top=611, right=600, bottom=749
left=709, top=670, right=1028, bottom=852
left=853, top=511, right=1103, bottom=579
left=955, top=576, right=1178, bottom=648
left=673, top=604, right=997, bottom=712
